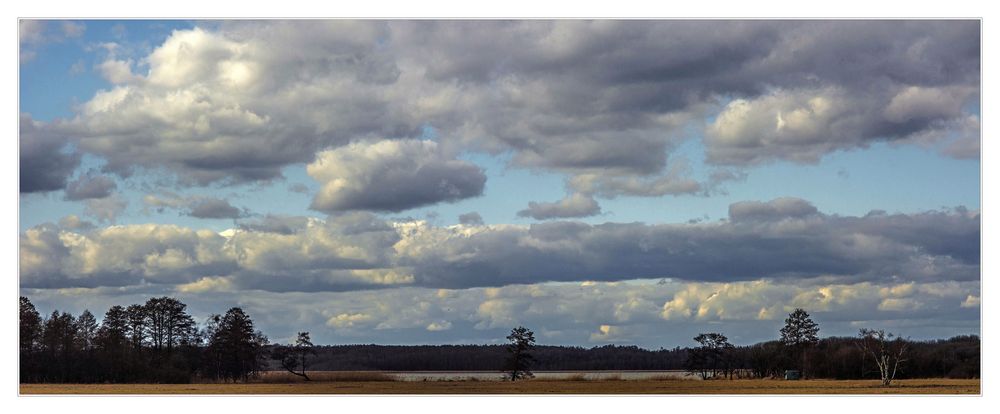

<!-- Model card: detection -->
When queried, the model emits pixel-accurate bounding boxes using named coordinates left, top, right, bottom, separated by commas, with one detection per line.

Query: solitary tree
left=685, top=332, right=735, bottom=379
left=780, top=308, right=819, bottom=376
left=271, top=331, right=317, bottom=381
left=504, top=326, right=536, bottom=381
left=857, top=328, right=909, bottom=386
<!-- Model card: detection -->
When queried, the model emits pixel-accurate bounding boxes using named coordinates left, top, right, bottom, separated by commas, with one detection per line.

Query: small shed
left=784, top=370, right=801, bottom=380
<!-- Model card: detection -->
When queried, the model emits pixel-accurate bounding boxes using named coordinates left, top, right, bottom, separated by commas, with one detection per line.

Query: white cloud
left=326, top=312, right=374, bottom=328
left=961, top=295, right=980, bottom=308
left=308, top=139, right=486, bottom=212
left=426, top=321, right=453, bottom=331
left=29, top=21, right=976, bottom=194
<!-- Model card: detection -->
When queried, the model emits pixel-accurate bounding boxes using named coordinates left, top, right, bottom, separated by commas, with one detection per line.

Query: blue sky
left=19, top=20, right=981, bottom=347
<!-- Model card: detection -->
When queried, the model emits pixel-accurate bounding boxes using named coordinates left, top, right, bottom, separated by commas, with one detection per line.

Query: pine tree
left=780, top=308, right=820, bottom=376
left=504, top=326, right=536, bottom=381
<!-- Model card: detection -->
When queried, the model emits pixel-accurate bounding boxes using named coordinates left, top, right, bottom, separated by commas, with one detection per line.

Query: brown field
left=20, top=377, right=980, bottom=395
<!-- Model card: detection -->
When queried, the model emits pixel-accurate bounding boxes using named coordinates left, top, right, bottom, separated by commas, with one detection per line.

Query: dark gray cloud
left=517, top=193, right=601, bottom=220
left=187, top=197, right=246, bottom=219
left=28, top=21, right=978, bottom=200
left=728, top=197, right=819, bottom=222
left=64, top=172, right=117, bottom=200
left=308, top=140, right=486, bottom=213
left=21, top=198, right=979, bottom=293
left=400, top=200, right=979, bottom=289
left=19, top=114, right=81, bottom=193
left=458, top=212, right=484, bottom=226
left=143, top=193, right=248, bottom=219
left=238, top=214, right=314, bottom=234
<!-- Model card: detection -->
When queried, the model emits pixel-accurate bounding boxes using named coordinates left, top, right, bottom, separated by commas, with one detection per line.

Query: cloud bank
left=24, top=21, right=977, bottom=200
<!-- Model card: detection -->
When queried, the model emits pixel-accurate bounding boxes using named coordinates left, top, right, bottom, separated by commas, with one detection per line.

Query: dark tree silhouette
left=125, top=304, right=148, bottom=351
left=96, top=305, right=130, bottom=382
left=685, top=332, right=735, bottom=379
left=19, top=297, right=42, bottom=382
left=144, top=297, right=196, bottom=353
left=272, top=331, right=317, bottom=381
left=41, top=310, right=78, bottom=382
left=857, top=328, right=910, bottom=386
left=15, top=294, right=980, bottom=384
left=75, top=310, right=98, bottom=351
left=503, top=326, right=536, bottom=381
left=780, top=308, right=819, bottom=376
left=206, top=307, right=269, bottom=382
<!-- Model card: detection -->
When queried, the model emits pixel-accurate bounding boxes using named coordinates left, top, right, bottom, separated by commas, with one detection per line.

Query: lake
left=387, top=370, right=697, bottom=381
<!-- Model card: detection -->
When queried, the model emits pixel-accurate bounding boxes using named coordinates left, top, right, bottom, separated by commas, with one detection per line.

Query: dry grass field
left=20, top=377, right=980, bottom=395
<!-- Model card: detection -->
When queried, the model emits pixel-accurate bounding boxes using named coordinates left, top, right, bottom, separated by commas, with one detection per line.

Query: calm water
left=387, top=370, right=697, bottom=381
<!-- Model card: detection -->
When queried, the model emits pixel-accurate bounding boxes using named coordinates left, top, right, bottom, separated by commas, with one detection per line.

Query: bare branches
left=857, top=328, right=910, bottom=386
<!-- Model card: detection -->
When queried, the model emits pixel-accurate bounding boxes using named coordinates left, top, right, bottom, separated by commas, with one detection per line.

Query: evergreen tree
left=19, top=297, right=42, bottom=382
left=780, top=308, right=820, bottom=376
left=504, top=326, right=536, bottom=381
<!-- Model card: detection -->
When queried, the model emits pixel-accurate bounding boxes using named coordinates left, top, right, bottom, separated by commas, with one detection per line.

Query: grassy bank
left=20, top=378, right=980, bottom=395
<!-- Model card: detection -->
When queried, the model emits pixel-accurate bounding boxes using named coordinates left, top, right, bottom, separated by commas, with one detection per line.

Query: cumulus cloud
left=237, top=214, right=315, bottom=234
left=960, top=295, right=980, bottom=308
left=728, top=197, right=819, bottom=222
left=308, top=139, right=486, bottom=213
left=83, top=195, right=128, bottom=223
left=26, top=21, right=976, bottom=197
left=397, top=200, right=979, bottom=289
left=20, top=20, right=85, bottom=63
left=64, top=172, right=117, bottom=200
left=19, top=114, right=81, bottom=193
left=57, top=215, right=95, bottom=231
left=24, top=277, right=980, bottom=347
left=705, top=85, right=979, bottom=165
left=517, top=193, right=601, bottom=220
left=143, top=193, right=247, bottom=219
left=187, top=198, right=246, bottom=219
left=458, top=212, right=484, bottom=226
left=21, top=199, right=979, bottom=293
left=567, top=160, right=701, bottom=198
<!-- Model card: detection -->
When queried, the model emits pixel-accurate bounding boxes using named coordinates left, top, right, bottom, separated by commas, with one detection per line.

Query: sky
left=18, top=20, right=981, bottom=348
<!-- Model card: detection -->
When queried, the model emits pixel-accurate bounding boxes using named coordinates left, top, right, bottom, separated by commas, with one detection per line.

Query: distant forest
left=20, top=296, right=980, bottom=383
left=277, top=338, right=980, bottom=380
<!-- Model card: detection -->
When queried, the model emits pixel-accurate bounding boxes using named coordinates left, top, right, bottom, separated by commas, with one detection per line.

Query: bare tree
left=271, top=332, right=316, bottom=381
left=504, top=326, right=536, bottom=381
left=857, top=328, right=909, bottom=386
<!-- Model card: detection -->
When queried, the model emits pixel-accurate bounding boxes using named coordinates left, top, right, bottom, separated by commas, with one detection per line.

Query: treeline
left=715, top=336, right=979, bottom=380
left=19, top=296, right=269, bottom=383
left=274, top=344, right=689, bottom=371
left=263, top=338, right=978, bottom=380
left=19, top=296, right=980, bottom=383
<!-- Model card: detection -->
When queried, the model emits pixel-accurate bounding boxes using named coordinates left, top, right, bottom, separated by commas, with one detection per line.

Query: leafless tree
left=857, top=328, right=909, bottom=386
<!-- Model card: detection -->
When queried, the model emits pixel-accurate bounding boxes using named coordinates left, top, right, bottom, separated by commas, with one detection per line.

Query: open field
left=21, top=378, right=980, bottom=395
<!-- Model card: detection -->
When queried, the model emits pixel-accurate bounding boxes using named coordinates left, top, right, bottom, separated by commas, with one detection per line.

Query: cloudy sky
left=18, top=20, right=980, bottom=348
